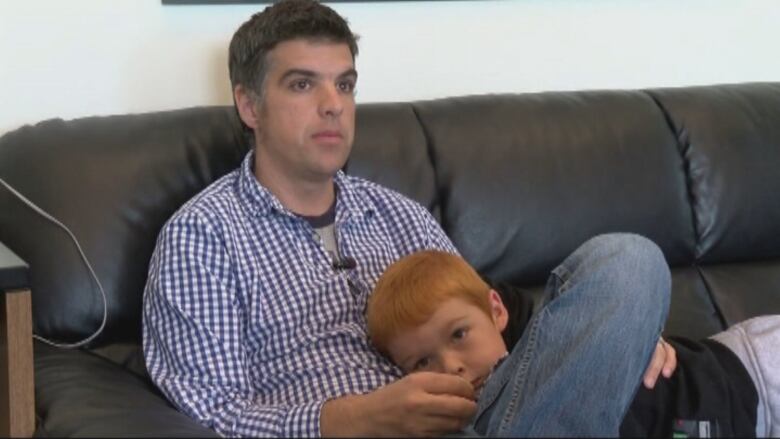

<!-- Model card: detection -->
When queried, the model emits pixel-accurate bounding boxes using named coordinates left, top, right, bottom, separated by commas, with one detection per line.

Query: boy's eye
left=452, top=327, right=468, bottom=341
left=413, top=357, right=430, bottom=371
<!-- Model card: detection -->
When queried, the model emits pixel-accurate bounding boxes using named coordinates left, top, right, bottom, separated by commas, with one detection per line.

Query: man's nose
left=318, top=85, right=344, bottom=118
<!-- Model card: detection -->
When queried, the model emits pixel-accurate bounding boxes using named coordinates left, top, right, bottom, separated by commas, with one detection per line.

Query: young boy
left=367, top=250, right=778, bottom=437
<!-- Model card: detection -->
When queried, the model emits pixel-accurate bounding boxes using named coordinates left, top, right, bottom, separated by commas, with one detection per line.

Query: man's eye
left=338, top=80, right=355, bottom=93
left=413, top=357, right=430, bottom=371
left=290, top=79, right=311, bottom=91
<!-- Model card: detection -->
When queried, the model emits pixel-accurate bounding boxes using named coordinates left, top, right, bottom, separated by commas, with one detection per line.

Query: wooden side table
left=0, top=241, right=34, bottom=437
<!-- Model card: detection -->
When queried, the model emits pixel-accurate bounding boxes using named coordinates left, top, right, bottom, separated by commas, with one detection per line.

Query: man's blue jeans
left=470, top=233, right=671, bottom=437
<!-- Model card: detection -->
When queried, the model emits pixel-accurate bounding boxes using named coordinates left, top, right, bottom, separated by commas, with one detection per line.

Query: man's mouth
left=312, top=130, right=343, bottom=141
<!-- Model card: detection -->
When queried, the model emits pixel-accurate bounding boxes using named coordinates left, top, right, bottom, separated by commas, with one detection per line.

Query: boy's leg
left=710, top=315, right=780, bottom=437
left=474, top=233, right=670, bottom=437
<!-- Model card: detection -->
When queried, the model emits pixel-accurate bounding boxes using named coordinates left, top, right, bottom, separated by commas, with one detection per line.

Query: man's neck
left=253, top=154, right=336, bottom=217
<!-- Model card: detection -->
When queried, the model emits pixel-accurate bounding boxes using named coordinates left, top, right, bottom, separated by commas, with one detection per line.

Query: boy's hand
left=321, top=372, right=477, bottom=437
left=642, top=337, right=677, bottom=389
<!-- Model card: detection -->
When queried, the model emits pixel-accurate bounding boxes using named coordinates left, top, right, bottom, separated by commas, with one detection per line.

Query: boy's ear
left=234, top=84, right=260, bottom=131
left=488, top=289, right=508, bottom=332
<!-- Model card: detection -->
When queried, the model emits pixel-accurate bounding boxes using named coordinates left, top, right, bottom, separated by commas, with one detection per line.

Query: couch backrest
left=1, top=82, right=779, bottom=347
left=0, top=107, right=247, bottom=345
left=647, top=85, right=780, bottom=333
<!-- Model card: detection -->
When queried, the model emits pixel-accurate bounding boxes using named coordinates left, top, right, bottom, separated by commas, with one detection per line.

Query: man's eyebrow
left=338, top=68, right=358, bottom=80
left=278, top=68, right=358, bottom=84
left=278, top=69, right=318, bottom=83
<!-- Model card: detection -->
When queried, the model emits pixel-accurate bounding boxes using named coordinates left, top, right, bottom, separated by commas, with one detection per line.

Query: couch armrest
left=0, top=241, right=35, bottom=438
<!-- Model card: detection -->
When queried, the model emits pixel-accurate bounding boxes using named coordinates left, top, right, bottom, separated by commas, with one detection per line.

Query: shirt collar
left=237, top=151, right=372, bottom=224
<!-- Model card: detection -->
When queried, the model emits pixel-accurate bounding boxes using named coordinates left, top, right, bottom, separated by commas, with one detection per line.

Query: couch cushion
left=34, top=341, right=218, bottom=437
left=699, top=259, right=780, bottom=326
left=347, top=102, right=438, bottom=218
left=647, top=83, right=780, bottom=264
left=414, top=91, right=696, bottom=285
left=0, top=107, right=247, bottom=345
left=665, top=268, right=725, bottom=339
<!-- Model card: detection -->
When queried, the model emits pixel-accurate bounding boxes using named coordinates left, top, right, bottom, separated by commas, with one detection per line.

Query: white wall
left=2, top=0, right=780, bottom=136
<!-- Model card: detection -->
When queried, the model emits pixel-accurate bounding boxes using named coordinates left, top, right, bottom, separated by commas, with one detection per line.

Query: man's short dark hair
left=229, top=0, right=359, bottom=98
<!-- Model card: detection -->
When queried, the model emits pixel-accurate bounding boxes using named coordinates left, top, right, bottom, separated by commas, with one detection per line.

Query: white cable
left=0, top=177, right=107, bottom=349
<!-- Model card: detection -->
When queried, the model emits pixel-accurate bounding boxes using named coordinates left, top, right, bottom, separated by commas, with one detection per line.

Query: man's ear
left=234, top=84, right=260, bottom=131
left=488, top=289, right=508, bottom=332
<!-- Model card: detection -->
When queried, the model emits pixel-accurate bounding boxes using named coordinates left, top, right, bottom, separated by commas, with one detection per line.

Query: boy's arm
left=621, top=336, right=758, bottom=437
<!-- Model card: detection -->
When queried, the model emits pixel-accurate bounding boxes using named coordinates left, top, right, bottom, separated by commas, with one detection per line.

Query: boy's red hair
left=367, top=250, right=492, bottom=356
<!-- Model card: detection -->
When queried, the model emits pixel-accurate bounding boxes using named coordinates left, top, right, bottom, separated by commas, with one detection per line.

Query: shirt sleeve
left=420, top=206, right=459, bottom=254
left=142, top=211, right=323, bottom=438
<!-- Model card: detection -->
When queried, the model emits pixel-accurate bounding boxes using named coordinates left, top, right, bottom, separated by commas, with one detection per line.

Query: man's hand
left=321, top=372, right=477, bottom=437
left=642, top=337, right=677, bottom=389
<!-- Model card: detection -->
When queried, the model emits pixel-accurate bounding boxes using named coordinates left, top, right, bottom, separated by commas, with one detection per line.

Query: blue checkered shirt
left=142, top=152, right=457, bottom=437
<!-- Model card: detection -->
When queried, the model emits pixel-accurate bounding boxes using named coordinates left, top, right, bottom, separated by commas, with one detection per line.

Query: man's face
left=239, top=38, right=357, bottom=184
left=386, top=292, right=509, bottom=395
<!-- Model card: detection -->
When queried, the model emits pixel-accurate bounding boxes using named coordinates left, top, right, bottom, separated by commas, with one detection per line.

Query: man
left=142, top=0, right=676, bottom=437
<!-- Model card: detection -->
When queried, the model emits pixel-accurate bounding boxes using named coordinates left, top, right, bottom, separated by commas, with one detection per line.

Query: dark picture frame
left=162, top=0, right=453, bottom=3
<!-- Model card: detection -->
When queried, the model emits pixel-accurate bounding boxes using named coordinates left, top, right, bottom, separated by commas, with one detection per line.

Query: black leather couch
left=1, top=82, right=779, bottom=436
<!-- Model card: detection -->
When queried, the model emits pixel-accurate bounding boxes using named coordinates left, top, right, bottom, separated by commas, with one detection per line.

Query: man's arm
left=142, top=212, right=323, bottom=437
left=321, top=373, right=477, bottom=437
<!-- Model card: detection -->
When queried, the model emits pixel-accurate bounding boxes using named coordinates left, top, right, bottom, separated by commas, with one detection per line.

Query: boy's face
left=386, top=290, right=509, bottom=394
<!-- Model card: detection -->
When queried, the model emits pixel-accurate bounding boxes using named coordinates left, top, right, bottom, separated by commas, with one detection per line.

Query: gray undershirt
left=315, top=223, right=339, bottom=261
left=294, top=194, right=340, bottom=262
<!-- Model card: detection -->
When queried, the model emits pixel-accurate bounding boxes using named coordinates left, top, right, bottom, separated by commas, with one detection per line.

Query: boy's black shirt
left=492, top=281, right=758, bottom=437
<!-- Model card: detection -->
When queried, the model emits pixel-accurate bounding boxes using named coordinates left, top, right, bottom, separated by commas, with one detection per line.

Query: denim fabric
left=470, top=233, right=671, bottom=437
